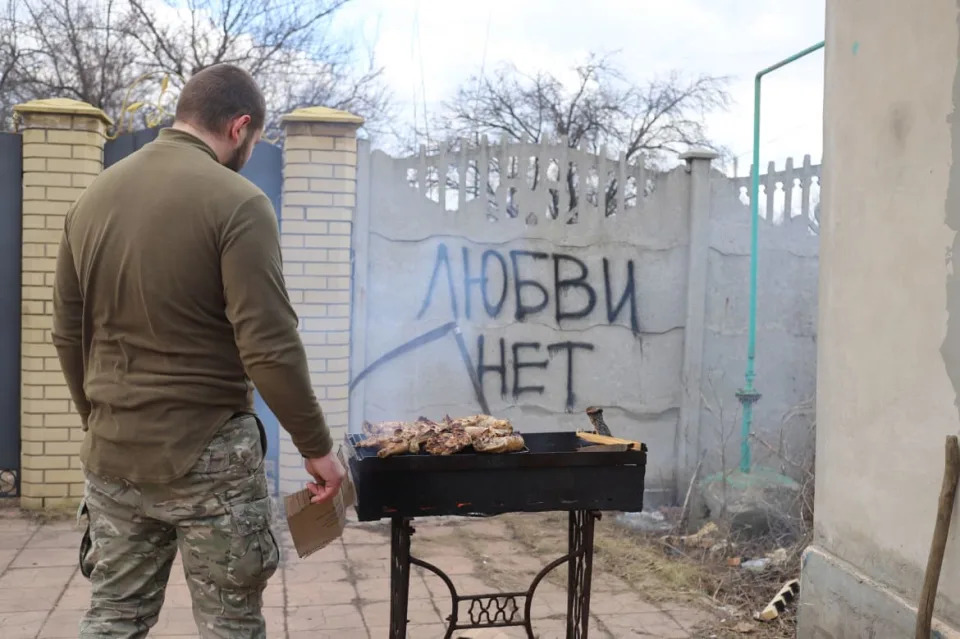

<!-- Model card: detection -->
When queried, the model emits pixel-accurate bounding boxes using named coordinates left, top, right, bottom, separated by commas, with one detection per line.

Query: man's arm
left=52, top=227, right=91, bottom=428
left=221, top=194, right=333, bottom=458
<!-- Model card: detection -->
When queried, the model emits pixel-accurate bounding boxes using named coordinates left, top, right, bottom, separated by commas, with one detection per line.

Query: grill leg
left=566, top=510, right=598, bottom=639
left=390, top=517, right=413, bottom=639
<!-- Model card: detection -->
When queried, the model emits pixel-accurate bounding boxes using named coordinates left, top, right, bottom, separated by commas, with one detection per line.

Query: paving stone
left=0, top=566, right=74, bottom=589
left=0, top=610, right=48, bottom=639
left=286, top=578, right=356, bottom=607
left=0, top=586, right=62, bottom=612
left=11, top=547, right=77, bottom=569
left=37, top=608, right=83, bottom=638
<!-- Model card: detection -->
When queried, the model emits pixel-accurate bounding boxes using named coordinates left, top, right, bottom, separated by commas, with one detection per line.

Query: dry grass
left=504, top=512, right=803, bottom=638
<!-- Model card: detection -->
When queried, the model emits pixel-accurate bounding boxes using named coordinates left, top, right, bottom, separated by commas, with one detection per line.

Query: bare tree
left=0, top=0, right=390, bottom=136
left=432, top=54, right=729, bottom=215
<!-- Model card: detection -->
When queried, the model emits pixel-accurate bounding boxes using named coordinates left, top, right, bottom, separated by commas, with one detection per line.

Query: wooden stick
left=575, top=431, right=641, bottom=448
left=915, top=435, right=960, bottom=639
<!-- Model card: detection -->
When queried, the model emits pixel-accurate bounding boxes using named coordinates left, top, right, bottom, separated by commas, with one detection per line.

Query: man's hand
left=304, top=451, right=346, bottom=504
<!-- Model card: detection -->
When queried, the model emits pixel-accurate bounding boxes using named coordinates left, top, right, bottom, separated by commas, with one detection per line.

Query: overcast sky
left=334, top=0, right=825, bottom=173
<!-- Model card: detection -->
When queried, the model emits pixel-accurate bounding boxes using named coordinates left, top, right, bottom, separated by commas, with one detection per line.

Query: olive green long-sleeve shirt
left=52, top=128, right=332, bottom=483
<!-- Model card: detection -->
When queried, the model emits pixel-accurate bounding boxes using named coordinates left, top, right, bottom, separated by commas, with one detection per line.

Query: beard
left=224, top=131, right=255, bottom=172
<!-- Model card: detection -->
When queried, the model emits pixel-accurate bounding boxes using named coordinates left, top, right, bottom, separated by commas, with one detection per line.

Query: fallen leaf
left=734, top=621, right=756, bottom=634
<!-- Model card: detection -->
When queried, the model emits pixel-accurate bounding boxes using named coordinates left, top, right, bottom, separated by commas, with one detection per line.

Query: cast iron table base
left=389, top=510, right=600, bottom=639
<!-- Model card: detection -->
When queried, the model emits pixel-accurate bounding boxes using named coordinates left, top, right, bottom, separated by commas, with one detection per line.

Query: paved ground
left=0, top=505, right=709, bottom=638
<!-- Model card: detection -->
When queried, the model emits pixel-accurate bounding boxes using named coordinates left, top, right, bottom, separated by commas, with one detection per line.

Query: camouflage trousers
left=78, top=413, right=280, bottom=639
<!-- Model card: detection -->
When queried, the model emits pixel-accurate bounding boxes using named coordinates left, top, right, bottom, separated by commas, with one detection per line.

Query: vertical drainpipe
left=738, top=41, right=825, bottom=474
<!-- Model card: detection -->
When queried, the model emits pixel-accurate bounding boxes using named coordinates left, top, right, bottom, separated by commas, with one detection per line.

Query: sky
left=334, top=0, right=826, bottom=174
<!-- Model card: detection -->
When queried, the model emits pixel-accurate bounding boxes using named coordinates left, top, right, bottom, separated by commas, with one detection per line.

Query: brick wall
left=277, top=107, right=362, bottom=494
left=14, top=99, right=110, bottom=509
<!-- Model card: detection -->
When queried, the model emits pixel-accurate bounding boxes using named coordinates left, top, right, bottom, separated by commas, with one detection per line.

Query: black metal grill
left=345, top=430, right=648, bottom=639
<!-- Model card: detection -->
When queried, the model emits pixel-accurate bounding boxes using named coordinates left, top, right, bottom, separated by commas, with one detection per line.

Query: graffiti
left=417, top=242, right=640, bottom=332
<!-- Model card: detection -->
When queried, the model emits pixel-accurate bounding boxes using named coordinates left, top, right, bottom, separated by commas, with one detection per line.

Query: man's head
left=174, top=64, right=266, bottom=171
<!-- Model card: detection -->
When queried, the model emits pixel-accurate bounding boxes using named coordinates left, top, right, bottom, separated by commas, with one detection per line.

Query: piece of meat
left=473, top=433, right=525, bottom=454
left=424, top=427, right=473, bottom=455
left=377, top=437, right=413, bottom=458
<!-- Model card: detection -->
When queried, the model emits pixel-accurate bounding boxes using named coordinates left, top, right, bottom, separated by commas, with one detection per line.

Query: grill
left=344, top=430, right=648, bottom=639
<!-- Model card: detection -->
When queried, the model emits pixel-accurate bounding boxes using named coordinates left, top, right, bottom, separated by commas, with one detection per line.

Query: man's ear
left=230, top=114, right=252, bottom=143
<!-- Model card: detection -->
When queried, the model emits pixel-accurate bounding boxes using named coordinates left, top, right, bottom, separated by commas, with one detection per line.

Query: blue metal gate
left=0, top=133, right=22, bottom=497
left=104, top=130, right=284, bottom=495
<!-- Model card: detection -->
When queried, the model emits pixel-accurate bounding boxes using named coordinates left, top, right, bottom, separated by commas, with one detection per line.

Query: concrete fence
left=7, top=98, right=820, bottom=509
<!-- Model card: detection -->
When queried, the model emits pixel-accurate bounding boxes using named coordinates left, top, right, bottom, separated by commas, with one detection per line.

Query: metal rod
left=739, top=40, right=825, bottom=474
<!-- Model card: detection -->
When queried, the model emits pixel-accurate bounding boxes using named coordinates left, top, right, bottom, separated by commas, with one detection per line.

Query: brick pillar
left=13, top=98, right=110, bottom=509
left=279, top=106, right=362, bottom=494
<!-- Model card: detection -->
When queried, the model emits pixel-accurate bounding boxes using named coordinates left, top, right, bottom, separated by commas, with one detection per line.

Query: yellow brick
left=310, top=371, right=349, bottom=386
left=69, top=483, right=85, bottom=497
left=284, top=178, right=309, bottom=191
left=29, top=483, right=70, bottom=497
left=20, top=113, right=74, bottom=129
left=333, top=165, right=356, bottom=180
left=283, top=249, right=329, bottom=263
left=327, top=386, right=349, bottom=399
left=45, top=440, right=81, bottom=456
left=23, top=143, right=72, bottom=159
left=284, top=192, right=333, bottom=207
left=334, top=137, right=357, bottom=151
left=73, top=145, right=102, bottom=161
left=305, top=290, right=351, bottom=304
left=329, top=276, right=351, bottom=290
left=22, top=397, right=69, bottom=413
left=283, top=263, right=304, bottom=277
left=282, top=220, right=330, bottom=235
left=327, top=332, right=350, bottom=345
left=22, top=272, right=44, bottom=286
left=333, top=193, right=355, bottom=207
left=21, top=441, right=44, bottom=455
left=47, top=157, right=102, bottom=174
left=23, top=199, right=70, bottom=216
left=23, top=186, right=46, bottom=200
left=28, top=455, right=70, bottom=470
left=46, top=186, right=85, bottom=202
left=22, top=257, right=57, bottom=273
left=44, top=385, right=73, bottom=400
left=21, top=299, right=45, bottom=314
left=20, top=468, right=44, bottom=485
left=327, top=357, right=350, bottom=371
left=23, top=358, right=44, bottom=371
left=303, top=235, right=350, bottom=249
left=19, top=496, right=44, bottom=510
left=21, top=215, right=45, bottom=230
left=45, top=413, right=82, bottom=428
left=22, top=342, right=56, bottom=357
left=285, top=164, right=333, bottom=178
left=283, top=149, right=311, bottom=164
left=21, top=331, right=47, bottom=347
left=71, top=117, right=107, bottom=134
left=303, top=318, right=350, bottom=332
left=44, top=357, right=62, bottom=371
left=22, top=243, right=45, bottom=258
left=47, top=130, right=103, bottom=146
left=23, top=228, right=63, bottom=244
left=43, top=273, right=56, bottom=287
left=21, top=389, right=43, bottom=403
left=45, top=468, right=85, bottom=484
left=23, top=172, right=72, bottom=187
left=281, top=234, right=304, bottom=248
left=21, top=287, right=52, bottom=302
left=305, top=345, right=350, bottom=359
left=328, top=222, right=351, bottom=235
left=284, top=275, right=327, bottom=291
left=23, top=158, right=46, bottom=171
left=22, top=130, right=46, bottom=143
left=281, top=206, right=305, bottom=220
left=285, top=135, right=336, bottom=151
left=73, top=173, right=96, bottom=188
left=310, top=150, right=356, bottom=165
left=71, top=456, right=83, bottom=469
left=46, top=215, right=66, bottom=230
left=22, top=314, right=53, bottom=330
left=306, top=207, right=353, bottom=221
left=307, top=359, right=326, bottom=372
left=327, top=305, right=350, bottom=318
left=304, top=262, right=350, bottom=276
left=310, top=178, right=353, bottom=193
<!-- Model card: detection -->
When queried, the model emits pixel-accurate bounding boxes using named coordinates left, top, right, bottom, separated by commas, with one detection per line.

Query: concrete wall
left=350, top=140, right=822, bottom=502
left=798, top=0, right=960, bottom=635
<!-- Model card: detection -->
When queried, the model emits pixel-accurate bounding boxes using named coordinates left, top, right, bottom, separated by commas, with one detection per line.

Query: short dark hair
left=175, top=64, right=266, bottom=134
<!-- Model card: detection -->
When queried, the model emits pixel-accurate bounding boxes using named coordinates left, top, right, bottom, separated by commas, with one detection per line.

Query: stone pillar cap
left=282, top=106, right=363, bottom=126
left=14, top=98, right=113, bottom=125
left=679, top=147, right=719, bottom=161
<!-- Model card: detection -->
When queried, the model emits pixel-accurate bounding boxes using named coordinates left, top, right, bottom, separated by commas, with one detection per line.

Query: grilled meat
left=472, top=433, right=526, bottom=454
left=424, top=426, right=473, bottom=455
left=358, top=414, right=523, bottom=456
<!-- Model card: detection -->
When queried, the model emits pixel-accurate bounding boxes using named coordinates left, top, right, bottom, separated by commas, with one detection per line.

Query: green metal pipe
left=738, top=41, right=825, bottom=474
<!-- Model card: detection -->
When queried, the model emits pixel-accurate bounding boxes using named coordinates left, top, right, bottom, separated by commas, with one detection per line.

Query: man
left=51, top=64, right=345, bottom=638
